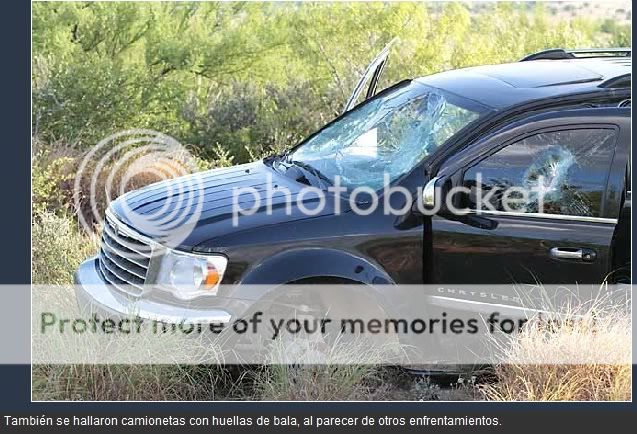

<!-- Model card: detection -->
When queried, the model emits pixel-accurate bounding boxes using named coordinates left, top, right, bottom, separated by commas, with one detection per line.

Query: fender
left=234, top=248, right=439, bottom=353
left=235, top=247, right=405, bottom=325
left=239, top=247, right=394, bottom=285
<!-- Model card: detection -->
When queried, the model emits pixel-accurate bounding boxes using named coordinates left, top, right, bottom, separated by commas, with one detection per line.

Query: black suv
left=75, top=47, right=631, bottom=328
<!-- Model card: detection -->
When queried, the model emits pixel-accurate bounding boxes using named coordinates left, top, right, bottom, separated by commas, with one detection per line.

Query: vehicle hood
left=109, top=161, right=343, bottom=250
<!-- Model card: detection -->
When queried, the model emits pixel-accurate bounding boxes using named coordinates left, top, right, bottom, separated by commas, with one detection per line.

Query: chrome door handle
left=550, top=247, right=582, bottom=260
left=549, top=247, right=596, bottom=262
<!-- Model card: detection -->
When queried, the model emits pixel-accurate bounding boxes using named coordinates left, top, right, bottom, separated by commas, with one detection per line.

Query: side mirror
left=419, top=175, right=499, bottom=230
left=421, top=176, right=442, bottom=210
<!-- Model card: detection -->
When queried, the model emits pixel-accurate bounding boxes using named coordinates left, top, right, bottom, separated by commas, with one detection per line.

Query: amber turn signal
left=203, top=264, right=221, bottom=289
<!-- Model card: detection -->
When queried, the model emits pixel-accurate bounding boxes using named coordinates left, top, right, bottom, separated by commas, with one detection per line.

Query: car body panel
left=110, top=161, right=342, bottom=251
left=416, top=57, right=631, bottom=109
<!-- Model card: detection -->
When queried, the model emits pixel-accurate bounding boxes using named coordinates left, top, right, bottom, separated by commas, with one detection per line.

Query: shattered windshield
left=286, top=82, right=486, bottom=190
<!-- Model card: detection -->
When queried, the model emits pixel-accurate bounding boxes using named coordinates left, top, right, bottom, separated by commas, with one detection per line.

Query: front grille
left=98, top=212, right=154, bottom=297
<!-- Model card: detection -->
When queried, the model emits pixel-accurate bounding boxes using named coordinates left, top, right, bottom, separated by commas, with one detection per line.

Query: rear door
left=430, top=108, right=630, bottom=294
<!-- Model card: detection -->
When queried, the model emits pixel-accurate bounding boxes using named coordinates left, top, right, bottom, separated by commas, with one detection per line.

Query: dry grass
left=255, top=364, right=393, bottom=401
left=483, top=363, right=631, bottom=401
left=32, top=212, right=99, bottom=285
left=33, top=137, right=215, bottom=231
left=32, top=364, right=245, bottom=401
left=481, top=300, right=631, bottom=401
left=253, top=334, right=405, bottom=400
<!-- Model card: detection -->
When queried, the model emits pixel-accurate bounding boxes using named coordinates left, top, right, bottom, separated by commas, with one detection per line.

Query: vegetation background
left=31, top=1, right=631, bottom=401
left=33, top=1, right=631, bottom=224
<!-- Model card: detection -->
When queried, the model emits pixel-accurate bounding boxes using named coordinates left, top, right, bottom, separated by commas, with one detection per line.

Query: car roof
left=416, top=56, right=631, bottom=110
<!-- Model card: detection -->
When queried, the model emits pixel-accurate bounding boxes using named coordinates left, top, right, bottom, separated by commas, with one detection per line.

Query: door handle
left=549, top=247, right=596, bottom=262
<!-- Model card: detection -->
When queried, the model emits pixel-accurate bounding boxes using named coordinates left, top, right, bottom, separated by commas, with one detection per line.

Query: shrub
left=191, top=80, right=330, bottom=163
left=32, top=153, right=77, bottom=216
left=32, top=212, right=99, bottom=285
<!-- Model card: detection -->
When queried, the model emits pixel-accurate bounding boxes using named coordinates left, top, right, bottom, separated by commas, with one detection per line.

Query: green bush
left=191, top=80, right=332, bottom=162
left=33, top=2, right=629, bottom=165
left=32, top=151, right=77, bottom=216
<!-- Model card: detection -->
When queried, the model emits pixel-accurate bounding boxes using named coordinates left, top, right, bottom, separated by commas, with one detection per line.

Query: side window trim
left=602, top=111, right=631, bottom=218
left=460, top=123, right=620, bottom=223
left=464, top=209, right=618, bottom=225
left=465, top=123, right=618, bottom=171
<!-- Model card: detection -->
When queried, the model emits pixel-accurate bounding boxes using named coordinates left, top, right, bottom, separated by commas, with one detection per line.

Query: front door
left=429, top=108, right=630, bottom=305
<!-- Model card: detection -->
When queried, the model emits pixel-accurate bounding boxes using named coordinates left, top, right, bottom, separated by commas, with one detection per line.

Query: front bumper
left=73, top=256, right=232, bottom=325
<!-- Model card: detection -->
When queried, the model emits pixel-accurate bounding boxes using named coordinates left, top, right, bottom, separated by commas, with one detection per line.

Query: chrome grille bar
left=102, top=221, right=152, bottom=259
left=98, top=210, right=155, bottom=298
left=100, top=246, right=146, bottom=280
left=98, top=256, right=144, bottom=297
left=101, top=236, right=149, bottom=270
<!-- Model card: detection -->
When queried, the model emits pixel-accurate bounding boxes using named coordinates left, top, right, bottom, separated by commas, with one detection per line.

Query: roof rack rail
left=520, top=47, right=631, bottom=61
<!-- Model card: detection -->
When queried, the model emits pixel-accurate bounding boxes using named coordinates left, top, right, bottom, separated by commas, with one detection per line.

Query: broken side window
left=463, top=129, right=617, bottom=217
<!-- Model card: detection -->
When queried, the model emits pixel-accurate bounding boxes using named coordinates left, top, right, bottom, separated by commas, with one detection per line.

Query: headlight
left=155, top=249, right=227, bottom=300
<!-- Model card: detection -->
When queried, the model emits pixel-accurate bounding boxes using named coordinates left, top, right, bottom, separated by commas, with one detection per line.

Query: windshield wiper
left=269, top=149, right=332, bottom=189
left=285, top=160, right=332, bottom=189
left=291, top=160, right=332, bottom=189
